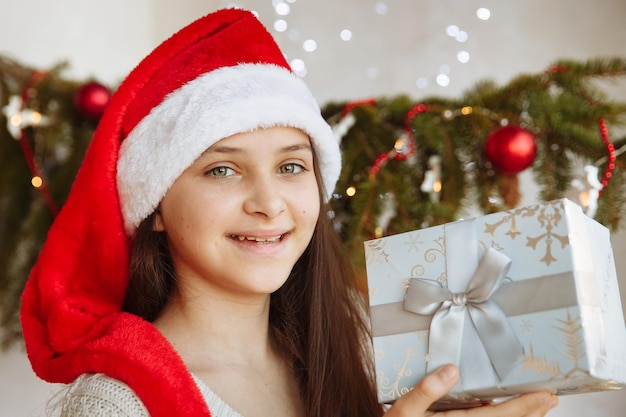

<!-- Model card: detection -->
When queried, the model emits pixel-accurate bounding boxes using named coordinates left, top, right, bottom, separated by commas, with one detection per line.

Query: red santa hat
left=20, top=8, right=339, bottom=417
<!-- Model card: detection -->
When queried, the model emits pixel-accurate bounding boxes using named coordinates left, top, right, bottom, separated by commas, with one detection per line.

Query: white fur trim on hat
left=117, top=63, right=340, bottom=235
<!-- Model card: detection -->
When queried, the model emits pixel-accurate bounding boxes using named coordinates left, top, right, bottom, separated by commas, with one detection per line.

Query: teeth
left=232, top=235, right=282, bottom=243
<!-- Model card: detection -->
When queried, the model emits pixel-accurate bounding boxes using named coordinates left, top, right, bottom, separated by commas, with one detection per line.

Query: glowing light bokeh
left=436, top=73, right=450, bottom=87
left=340, top=29, right=352, bottom=41
left=274, top=2, right=290, bottom=15
left=477, top=7, right=491, bottom=20
left=273, top=19, right=287, bottom=32
left=303, top=39, right=317, bottom=52
left=455, top=30, right=468, bottom=42
left=375, top=2, right=388, bottom=15
left=290, top=58, right=307, bottom=77
left=457, top=50, right=470, bottom=63
left=446, top=25, right=460, bottom=37
left=367, top=67, right=380, bottom=79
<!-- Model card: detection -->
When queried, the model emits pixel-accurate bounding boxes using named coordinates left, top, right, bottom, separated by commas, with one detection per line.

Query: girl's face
left=154, top=127, right=320, bottom=299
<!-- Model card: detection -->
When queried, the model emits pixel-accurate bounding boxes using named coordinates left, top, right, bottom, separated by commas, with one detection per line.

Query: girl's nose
left=242, top=176, right=287, bottom=219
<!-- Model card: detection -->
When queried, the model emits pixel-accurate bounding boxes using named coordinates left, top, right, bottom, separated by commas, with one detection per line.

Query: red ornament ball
left=484, top=125, right=537, bottom=174
left=73, top=81, right=112, bottom=120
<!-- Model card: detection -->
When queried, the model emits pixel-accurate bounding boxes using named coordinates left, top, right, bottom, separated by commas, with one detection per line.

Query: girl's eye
left=207, top=166, right=235, bottom=177
left=278, top=163, right=304, bottom=174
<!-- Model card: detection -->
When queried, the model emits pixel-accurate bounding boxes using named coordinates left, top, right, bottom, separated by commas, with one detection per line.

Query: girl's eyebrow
left=201, top=145, right=241, bottom=155
left=201, top=142, right=313, bottom=156
left=280, top=143, right=313, bottom=153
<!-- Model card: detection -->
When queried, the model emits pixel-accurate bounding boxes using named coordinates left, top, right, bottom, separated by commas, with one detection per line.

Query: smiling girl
left=20, top=8, right=558, bottom=417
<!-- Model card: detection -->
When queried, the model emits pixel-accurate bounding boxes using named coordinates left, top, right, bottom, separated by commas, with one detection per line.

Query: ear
left=152, top=209, right=165, bottom=232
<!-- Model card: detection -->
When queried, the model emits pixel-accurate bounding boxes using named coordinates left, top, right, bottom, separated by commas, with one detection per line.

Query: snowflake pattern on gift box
left=405, top=233, right=424, bottom=253
left=484, top=200, right=569, bottom=266
left=520, top=319, right=533, bottom=332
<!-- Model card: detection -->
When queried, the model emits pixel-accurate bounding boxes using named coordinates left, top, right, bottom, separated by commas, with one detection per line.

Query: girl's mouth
left=229, top=234, right=284, bottom=244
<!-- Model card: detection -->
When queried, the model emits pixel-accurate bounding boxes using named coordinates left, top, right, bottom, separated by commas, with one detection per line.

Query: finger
left=390, top=364, right=459, bottom=415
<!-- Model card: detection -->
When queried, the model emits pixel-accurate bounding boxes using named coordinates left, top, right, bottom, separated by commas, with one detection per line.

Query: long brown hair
left=123, top=159, right=384, bottom=417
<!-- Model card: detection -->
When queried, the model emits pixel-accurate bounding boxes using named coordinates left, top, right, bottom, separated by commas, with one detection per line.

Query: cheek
left=161, top=203, right=204, bottom=243
left=299, top=198, right=320, bottom=228
left=166, top=212, right=215, bottom=258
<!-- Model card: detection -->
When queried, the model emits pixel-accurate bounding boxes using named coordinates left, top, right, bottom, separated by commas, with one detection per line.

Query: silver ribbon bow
left=404, top=247, right=524, bottom=381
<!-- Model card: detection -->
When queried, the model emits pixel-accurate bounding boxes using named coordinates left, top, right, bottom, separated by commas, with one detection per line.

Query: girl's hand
left=384, top=365, right=558, bottom=417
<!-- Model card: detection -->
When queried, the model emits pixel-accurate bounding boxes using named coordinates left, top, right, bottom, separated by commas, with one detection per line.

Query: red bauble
left=484, top=125, right=537, bottom=173
left=73, top=81, right=112, bottom=120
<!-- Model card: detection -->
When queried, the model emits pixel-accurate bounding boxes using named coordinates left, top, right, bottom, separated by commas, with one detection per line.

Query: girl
left=20, top=8, right=558, bottom=417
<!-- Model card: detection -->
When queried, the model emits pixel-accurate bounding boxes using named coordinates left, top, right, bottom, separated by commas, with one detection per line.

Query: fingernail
left=439, top=365, right=458, bottom=382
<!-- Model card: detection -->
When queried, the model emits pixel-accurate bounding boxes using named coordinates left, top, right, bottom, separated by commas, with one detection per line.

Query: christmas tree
left=324, top=58, right=626, bottom=272
left=0, top=55, right=111, bottom=347
left=1, top=55, right=625, bottom=348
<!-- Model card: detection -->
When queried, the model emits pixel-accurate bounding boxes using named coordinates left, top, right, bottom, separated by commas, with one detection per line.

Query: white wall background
left=1, top=0, right=626, bottom=416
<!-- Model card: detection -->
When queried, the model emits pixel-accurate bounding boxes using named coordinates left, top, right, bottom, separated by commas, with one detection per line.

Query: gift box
left=365, top=198, right=626, bottom=408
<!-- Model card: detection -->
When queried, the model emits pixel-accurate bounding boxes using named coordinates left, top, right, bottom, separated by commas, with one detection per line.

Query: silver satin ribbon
left=370, top=271, right=578, bottom=336
left=404, top=247, right=524, bottom=381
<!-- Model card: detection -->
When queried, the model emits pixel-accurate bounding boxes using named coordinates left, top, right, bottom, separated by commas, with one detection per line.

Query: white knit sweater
left=58, top=373, right=243, bottom=417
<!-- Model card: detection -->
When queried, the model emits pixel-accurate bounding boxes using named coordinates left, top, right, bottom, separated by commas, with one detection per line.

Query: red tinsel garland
left=598, top=118, right=615, bottom=195
left=17, top=72, right=58, bottom=216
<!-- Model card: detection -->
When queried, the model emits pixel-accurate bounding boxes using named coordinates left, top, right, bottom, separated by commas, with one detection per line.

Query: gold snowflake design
left=484, top=200, right=569, bottom=266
